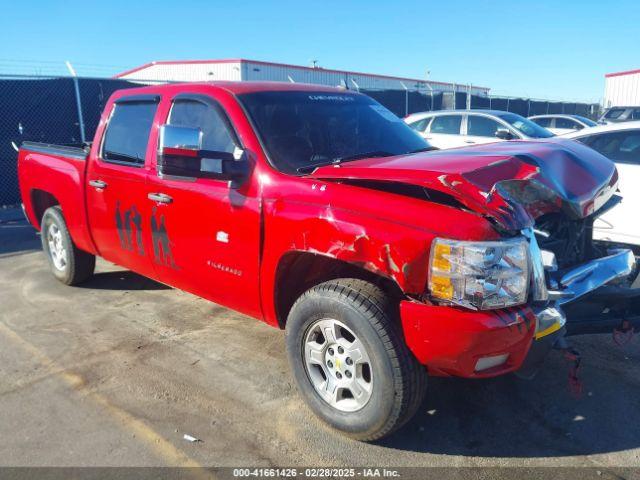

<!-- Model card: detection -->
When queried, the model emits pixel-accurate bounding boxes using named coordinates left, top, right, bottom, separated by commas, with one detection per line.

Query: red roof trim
left=114, top=58, right=490, bottom=91
left=605, top=68, right=640, bottom=78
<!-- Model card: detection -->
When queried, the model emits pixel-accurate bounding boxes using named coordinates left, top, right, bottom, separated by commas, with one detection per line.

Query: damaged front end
left=529, top=213, right=640, bottom=338
left=423, top=140, right=640, bottom=343
left=515, top=222, right=640, bottom=378
left=464, top=143, right=640, bottom=374
left=312, top=139, right=640, bottom=376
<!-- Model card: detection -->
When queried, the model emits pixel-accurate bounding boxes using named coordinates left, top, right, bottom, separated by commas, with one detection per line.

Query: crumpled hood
left=310, top=139, right=618, bottom=231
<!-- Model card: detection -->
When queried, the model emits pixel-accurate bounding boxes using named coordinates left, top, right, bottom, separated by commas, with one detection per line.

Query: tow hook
left=613, top=319, right=635, bottom=346
left=554, top=337, right=582, bottom=397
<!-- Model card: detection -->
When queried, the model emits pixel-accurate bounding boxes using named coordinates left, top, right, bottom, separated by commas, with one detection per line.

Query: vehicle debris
left=183, top=434, right=201, bottom=443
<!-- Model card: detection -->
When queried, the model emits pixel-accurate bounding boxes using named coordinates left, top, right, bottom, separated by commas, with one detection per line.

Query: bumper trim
left=533, top=305, right=566, bottom=339
left=557, top=249, right=635, bottom=305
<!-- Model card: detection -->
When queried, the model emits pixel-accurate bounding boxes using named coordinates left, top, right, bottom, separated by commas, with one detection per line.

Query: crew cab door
left=145, top=93, right=262, bottom=318
left=86, top=95, right=160, bottom=278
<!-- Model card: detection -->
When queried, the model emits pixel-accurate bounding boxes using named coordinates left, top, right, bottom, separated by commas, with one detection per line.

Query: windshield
left=574, top=115, right=597, bottom=127
left=497, top=112, right=555, bottom=138
left=239, top=91, right=429, bottom=174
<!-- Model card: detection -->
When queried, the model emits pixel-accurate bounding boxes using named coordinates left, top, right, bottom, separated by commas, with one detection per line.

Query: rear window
left=102, top=101, right=158, bottom=165
left=605, top=108, right=626, bottom=119
left=573, top=115, right=597, bottom=127
left=497, top=112, right=554, bottom=138
left=531, top=117, right=552, bottom=127
left=408, top=117, right=430, bottom=132
left=430, top=115, right=462, bottom=135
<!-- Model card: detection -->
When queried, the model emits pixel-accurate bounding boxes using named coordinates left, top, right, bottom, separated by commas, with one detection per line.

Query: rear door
left=86, top=95, right=160, bottom=278
left=145, top=92, right=263, bottom=318
left=425, top=114, right=464, bottom=149
left=579, top=129, right=640, bottom=245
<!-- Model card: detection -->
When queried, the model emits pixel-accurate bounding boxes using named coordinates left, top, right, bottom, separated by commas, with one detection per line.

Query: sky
left=1, top=0, right=638, bottom=103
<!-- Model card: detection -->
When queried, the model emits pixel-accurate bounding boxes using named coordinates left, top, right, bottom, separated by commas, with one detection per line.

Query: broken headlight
left=429, top=237, right=529, bottom=310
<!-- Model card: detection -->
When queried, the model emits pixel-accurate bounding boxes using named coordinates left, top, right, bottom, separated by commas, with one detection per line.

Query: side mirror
left=495, top=128, right=515, bottom=140
left=158, top=124, right=250, bottom=186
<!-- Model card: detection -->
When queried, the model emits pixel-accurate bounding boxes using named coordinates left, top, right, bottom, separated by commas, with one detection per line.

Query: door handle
left=147, top=192, right=173, bottom=204
left=89, top=179, right=108, bottom=189
left=464, top=140, right=476, bottom=144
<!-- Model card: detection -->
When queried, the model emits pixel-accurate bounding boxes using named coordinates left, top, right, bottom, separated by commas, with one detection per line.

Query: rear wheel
left=41, top=206, right=95, bottom=285
left=285, top=278, right=427, bottom=441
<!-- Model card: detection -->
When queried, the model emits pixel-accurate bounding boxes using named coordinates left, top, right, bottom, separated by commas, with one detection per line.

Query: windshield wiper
left=297, top=159, right=341, bottom=174
left=297, top=151, right=394, bottom=174
left=407, top=146, right=438, bottom=154
left=334, top=150, right=394, bottom=162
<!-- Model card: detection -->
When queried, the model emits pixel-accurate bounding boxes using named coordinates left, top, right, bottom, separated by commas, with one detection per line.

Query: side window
left=102, top=101, right=158, bottom=165
left=467, top=115, right=502, bottom=137
left=429, top=115, right=462, bottom=135
left=555, top=117, right=578, bottom=129
left=532, top=117, right=552, bottom=127
left=631, top=109, right=640, bottom=120
left=169, top=99, right=236, bottom=153
left=408, top=117, right=430, bottom=132
left=582, top=131, right=640, bottom=164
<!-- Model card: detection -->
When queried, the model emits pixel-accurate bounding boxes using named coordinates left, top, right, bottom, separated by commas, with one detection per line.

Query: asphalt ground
left=0, top=207, right=639, bottom=474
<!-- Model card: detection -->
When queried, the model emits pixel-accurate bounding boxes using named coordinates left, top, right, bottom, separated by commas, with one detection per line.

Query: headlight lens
left=429, top=237, right=529, bottom=310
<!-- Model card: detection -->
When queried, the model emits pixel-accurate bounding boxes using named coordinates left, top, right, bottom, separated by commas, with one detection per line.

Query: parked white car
left=528, top=114, right=598, bottom=135
left=565, top=121, right=640, bottom=245
left=404, top=110, right=554, bottom=150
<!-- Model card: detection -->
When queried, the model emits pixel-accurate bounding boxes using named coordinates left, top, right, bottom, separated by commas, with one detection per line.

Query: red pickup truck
left=18, top=82, right=640, bottom=441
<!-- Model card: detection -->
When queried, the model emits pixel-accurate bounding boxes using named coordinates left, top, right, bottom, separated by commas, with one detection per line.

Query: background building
left=604, top=68, right=640, bottom=107
left=114, top=58, right=491, bottom=96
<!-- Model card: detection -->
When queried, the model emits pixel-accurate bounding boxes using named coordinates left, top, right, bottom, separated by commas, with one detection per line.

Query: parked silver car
left=404, top=109, right=554, bottom=150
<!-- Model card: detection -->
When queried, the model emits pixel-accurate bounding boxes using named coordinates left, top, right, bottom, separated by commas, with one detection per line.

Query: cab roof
left=114, top=81, right=350, bottom=97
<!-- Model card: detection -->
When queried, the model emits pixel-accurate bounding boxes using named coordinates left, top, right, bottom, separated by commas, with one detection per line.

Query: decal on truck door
left=151, top=207, right=178, bottom=269
left=115, top=201, right=145, bottom=256
left=113, top=202, right=179, bottom=270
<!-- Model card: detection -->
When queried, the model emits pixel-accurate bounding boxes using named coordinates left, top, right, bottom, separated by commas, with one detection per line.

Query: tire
left=285, top=278, right=427, bottom=441
left=41, top=206, right=95, bottom=285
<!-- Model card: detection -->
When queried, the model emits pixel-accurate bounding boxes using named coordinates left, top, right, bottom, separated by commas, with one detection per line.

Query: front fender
left=259, top=197, right=442, bottom=327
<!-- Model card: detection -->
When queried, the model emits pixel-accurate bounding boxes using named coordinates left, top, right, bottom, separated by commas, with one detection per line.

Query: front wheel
left=41, top=206, right=95, bottom=285
left=285, top=279, right=427, bottom=441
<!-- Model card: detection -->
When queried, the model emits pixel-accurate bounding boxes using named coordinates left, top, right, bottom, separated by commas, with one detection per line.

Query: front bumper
left=400, top=301, right=537, bottom=378
left=399, top=231, right=638, bottom=379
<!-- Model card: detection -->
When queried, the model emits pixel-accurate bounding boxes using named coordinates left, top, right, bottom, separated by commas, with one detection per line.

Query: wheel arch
left=30, top=189, right=60, bottom=229
left=273, top=250, right=406, bottom=330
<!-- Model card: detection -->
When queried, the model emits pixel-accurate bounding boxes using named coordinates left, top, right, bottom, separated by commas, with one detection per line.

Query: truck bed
left=18, top=141, right=96, bottom=255
left=20, top=141, right=90, bottom=160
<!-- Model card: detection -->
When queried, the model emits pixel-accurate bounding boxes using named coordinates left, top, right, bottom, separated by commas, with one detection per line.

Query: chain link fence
left=0, top=75, right=601, bottom=207
left=361, top=87, right=601, bottom=119
left=0, top=75, right=151, bottom=206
